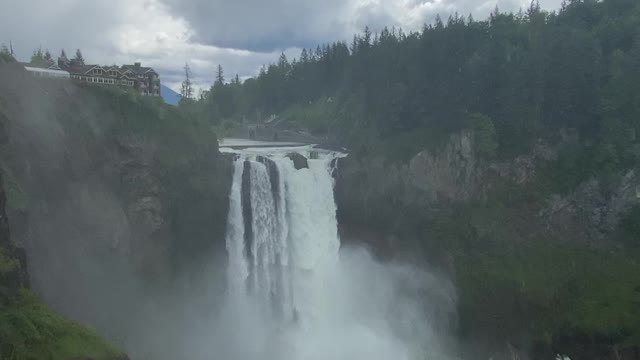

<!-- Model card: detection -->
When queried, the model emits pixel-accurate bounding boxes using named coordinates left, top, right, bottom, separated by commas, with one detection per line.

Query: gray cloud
left=160, top=0, right=563, bottom=52
left=160, top=0, right=350, bottom=52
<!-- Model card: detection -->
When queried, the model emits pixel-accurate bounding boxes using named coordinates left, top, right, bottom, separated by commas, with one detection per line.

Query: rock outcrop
left=287, top=152, right=309, bottom=170
left=339, top=126, right=640, bottom=245
left=408, top=130, right=478, bottom=201
left=540, top=169, right=640, bottom=242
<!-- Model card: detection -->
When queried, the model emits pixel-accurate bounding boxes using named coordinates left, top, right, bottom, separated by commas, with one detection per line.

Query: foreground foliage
left=0, top=290, right=121, bottom=360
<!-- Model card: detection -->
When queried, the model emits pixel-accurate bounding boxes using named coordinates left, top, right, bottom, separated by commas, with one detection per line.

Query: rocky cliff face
left=408, top=130, right=479, bottom=201
left=0, top=64, right=233, bottom=357
left=0, top=174, right=28, bottom=300
left=335, top=127, right=640, bottom=360
left=541, top=170, right=640, bottom=243
left=338, top=128, right=640, bottom=246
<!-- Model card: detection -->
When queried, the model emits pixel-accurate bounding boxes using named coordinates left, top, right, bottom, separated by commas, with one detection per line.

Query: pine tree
left=181, top=63, right=194, bottom=101
left=215, top=64, right=225, bottom=86
left=435, top=14, right=444, bottom=29
left=30, top=47, right=46, bottom=66
left=315, top=46, right=322, bottom=61
left=350, top=35, right=359, bottom=54
left=278, top=53, right=289, bottom=71
left=362, top=26, right=372, bottom=47
left=44, top=49, right=53, bottom=64
left=300, top=48, right=309, bottom=63
left=59, top=49, right=69, bottom=67
left=74, top=49, right=85, bottom=65
left=0, top=44, right=14, bottom=63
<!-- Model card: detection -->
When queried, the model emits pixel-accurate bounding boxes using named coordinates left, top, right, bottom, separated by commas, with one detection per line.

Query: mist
left=214, top=244, right=456, bottom=360
left=123, top=243, right=457, bottom=360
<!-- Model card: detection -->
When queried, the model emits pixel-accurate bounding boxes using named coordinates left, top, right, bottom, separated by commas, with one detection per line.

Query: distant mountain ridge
left=161, top=84, right=180, bottom=105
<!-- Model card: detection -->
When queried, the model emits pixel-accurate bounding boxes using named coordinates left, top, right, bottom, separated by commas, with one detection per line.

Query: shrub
left=468, top=113, right=498, bottom=159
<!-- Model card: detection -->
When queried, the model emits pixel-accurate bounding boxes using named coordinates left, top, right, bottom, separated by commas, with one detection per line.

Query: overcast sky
left=0, top=0, right=562, bottom=92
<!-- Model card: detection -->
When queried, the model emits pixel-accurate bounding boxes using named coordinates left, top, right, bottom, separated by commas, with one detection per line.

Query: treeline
left=187, top=0, right=639, bottom=159
left=0, top=44, right=15, bottom=64
left=28, top=48, right=86, bottom=67
left=0, top=44, right=86, bottom=67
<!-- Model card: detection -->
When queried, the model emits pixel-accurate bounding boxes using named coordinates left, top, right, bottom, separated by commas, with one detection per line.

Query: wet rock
left=287, top=153, right=309, bottom=170
left=408, top=129, right=478, bottom=201
left=539, top=169, right=640, bottom=242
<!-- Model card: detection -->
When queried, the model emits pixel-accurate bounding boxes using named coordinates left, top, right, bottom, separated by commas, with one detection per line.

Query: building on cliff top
left=23, top=59, right=160, bottom=97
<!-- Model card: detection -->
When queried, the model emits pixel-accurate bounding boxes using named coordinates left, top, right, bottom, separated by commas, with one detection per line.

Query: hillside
left=0, top=78, right=127, bottom=360
left=0, top=63, right=232, bottom=359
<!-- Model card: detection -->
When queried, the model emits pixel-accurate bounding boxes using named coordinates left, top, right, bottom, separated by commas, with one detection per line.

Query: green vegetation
left=0, top=167, right=28, bottom=212
left=468, top=113, right=498, bottom=159
left=0, top=247, right=18, bottom=280
left=620, top=205, right=640, bottom=246
left=0, top=46, right=13, bottom=64
left=0, top=290, right=121, bottom=360
left=182, top=0, right=640, bottom=178
left=29, top=48, right=48, bottom=67
left=437, top=202, right=640, bottom=350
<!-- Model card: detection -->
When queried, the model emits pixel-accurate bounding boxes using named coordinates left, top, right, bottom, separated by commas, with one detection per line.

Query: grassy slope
left=0, top=290, right=122, bottom=360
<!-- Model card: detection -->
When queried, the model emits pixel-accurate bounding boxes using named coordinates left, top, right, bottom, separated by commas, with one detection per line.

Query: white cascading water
left=220, top=146, right=454, bottom=360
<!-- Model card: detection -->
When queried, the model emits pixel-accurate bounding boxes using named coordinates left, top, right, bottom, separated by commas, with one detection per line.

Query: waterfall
left=225, top=151, right=340, bottom=327
left=220, top=146, right=454, bottom=360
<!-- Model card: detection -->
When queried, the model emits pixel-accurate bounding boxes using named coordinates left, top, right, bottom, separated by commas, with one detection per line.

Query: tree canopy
left=183, top=0, right=640, bottom=164
left=73, top=49, right=85, bottom=65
